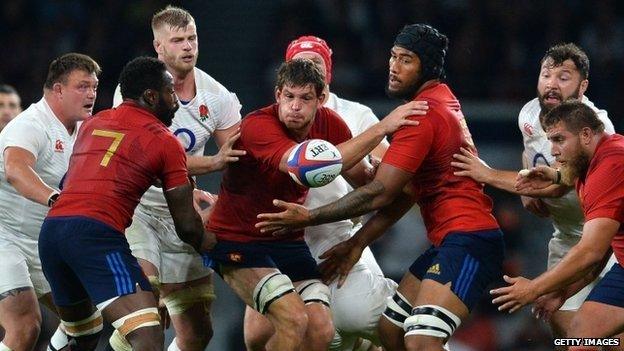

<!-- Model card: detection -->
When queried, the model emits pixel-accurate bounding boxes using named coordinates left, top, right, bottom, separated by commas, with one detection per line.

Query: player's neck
left=169, top=67, right=196, bottom=101
left=43, top=93, right=77, bottom=135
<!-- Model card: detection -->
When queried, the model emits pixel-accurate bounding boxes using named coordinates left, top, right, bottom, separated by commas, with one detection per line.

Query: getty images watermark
left=554, top=338, right=620, bottom=348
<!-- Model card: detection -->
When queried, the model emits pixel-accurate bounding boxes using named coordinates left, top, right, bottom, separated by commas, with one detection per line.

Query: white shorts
left=125, top=205, right=211, bottom=284
left=548, top=235, right=618, bottom=311
left=0, top=229, right=50, bottom=297
left=328, top=248, right=397, bottom=348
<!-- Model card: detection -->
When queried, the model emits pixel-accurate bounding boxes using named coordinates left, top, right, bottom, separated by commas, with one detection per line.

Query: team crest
left=54, top=139, right=64, bottom=153
left=199, top=104, right=209, bottom=122
left=228, top=252, right=243, bottom=263
left=523, top=122, right=534, bottom=136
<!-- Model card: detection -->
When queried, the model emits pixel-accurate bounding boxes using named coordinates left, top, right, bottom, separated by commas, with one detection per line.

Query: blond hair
left=151, top=5, right=195, bottom=35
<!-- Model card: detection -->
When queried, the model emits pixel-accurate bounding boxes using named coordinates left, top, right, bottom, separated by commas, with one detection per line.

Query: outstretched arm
left=491, top=217, right=618, bottom=313
left=319, top=191, right=416, bottom=286
left=256, top=162, right=414, bottom=233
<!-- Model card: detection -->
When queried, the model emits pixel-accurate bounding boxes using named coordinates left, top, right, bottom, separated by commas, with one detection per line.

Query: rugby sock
left=167, top=338, right=182, bottom=351
left=47, top=326, right=69, bottom=351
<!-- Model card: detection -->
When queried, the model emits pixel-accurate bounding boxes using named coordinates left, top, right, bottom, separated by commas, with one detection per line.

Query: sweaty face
left=387, top=46, right=422, bottom=100
left=154, top=23, right=198, bottom=75
left=292, top=52, right=328, bottom=83
left=0, top=93, right=21, bottom=130
left=546, top=121, right=590, bottom=185
left=537, top=58, right=586, bottom=113
left=155, top=71, right=179, bottom=126
left=276, top=84, right=322, bottom=134
left=57, top=70, right=98, bottom=122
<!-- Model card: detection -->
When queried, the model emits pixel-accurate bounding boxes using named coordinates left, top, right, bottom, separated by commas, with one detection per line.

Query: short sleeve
left=596, top=110, right=615, bottom=135
left=215, top=91, right=242, bottom=130
left=583, top=156, right=624, bottom=223
left=112, top=84, right=123, bottom=108
left=241, top=116, right=294, bottom=170
left=382, top=116, right=435, bottom=173
left=159, top=135, right=190, bottom=191
left=0, top=117, right=46, bottom=160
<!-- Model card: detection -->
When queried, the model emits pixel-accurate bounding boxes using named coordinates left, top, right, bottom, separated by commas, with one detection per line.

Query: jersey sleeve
left=158, top=136, right=190, bottom=191
left=214, top=91, right=242, bottom=130
left=112, top=84, right=123, bottom=108
left=0, top=117, right=46, bottom=160
left=583, top=155, right=624, bottom=223
left=596, top=110, right=615, bottom=135
left=381, top=115, right=435, bottom=173
left=241, top=116, right=294, bottom=170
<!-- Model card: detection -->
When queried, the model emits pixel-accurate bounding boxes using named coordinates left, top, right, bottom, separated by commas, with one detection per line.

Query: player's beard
left=537, top=84, right=581, bottom=114
left=386, top=75, right=422, bottom=101
left=156, top=99, right=178, bottom=127
left=560, top=147, right=590, bottom=186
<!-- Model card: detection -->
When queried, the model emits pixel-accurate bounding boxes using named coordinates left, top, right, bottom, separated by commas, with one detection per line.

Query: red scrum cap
left=285, top=35, right=333, bottom=84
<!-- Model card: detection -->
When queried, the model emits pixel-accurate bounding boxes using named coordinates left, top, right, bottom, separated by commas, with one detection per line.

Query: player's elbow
left=4, top=160, right=21, bottom=186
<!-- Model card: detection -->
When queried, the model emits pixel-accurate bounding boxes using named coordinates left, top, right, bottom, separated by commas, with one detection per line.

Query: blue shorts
left=587, top=263, right=624, bottom=308
left=39, top=216, right=151, bottom=307
left=205, top=240, right=320, bottom=282
left=409, top=229, right=504, bottom=311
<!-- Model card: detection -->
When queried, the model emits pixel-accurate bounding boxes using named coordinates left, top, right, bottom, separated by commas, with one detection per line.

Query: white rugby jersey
left=0, top=98, right=78, bottom=239
left=304, top=92, right=388, bottom=262
left=113, top=67, right=241, bottom=215
left=518, top=96, right=614, bottom=238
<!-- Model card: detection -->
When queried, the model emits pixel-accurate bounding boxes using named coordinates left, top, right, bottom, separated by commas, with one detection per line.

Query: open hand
left=213, top=130, right=246, bottom=171
left=318, top=240, right=363, bottom=288
left=256, top=199, right=311, bottom=235
left=379, top=100, right=428, bottom=134
left=490, top=275, right=538, bottom=313
left=515, top=166, right=557, bottom=192
left=532, top=290, right=566, bottom=321
left=451, top=147, right=492, bottom=183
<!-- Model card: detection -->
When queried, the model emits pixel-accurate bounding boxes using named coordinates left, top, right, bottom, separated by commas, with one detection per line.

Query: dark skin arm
left=319, top=191, right=416, bottom=287
left=164, top=183, right=215, bottom=253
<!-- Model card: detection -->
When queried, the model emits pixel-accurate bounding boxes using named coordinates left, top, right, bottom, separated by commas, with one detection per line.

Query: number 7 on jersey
left=92, top=129, right=125, bottom=167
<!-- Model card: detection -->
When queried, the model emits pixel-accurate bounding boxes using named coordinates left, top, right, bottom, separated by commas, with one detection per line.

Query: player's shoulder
left=4, top=100, right=48, bottom=132
left=330, top=93, right=373, bottom=115
left=518, top=98, right=541, bottom=122
left=194, top=67, right=234, bottom=95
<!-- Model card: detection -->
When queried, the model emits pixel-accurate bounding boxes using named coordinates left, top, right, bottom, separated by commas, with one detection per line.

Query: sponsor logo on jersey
left=199, top=104, right=209, bottom=122
left=228, top=252, right=243, bottom=263
left=523, top=122, right=534, bottom=136
left=427, top=263, right=441, bottom=275
left=54, top=139, right=64, bottom=152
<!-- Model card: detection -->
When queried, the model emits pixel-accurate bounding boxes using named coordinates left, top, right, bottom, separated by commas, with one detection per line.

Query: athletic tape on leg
left=404, top=305, right=461, bottom=339
left=61, top=310, right=103, bottom=337
left=162, top=282, right=215, bottom=315
left=383, top=291, right=413, bottom=328
left=252, top=273, right=295, bottom=314
left=111, top=307, right=160, bottom=337
left=295, top=279, right=330, bottom=306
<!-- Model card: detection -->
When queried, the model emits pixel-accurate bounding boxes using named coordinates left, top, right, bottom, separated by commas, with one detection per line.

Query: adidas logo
left=427, top=263, right=441, bottom=275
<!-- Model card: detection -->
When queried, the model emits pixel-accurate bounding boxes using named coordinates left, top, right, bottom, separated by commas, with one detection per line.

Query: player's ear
left=142, top=89, right=158, bottom=107
left=274, top=87, right=281, bottom=102
left=578, top=79, right=589, bottom=97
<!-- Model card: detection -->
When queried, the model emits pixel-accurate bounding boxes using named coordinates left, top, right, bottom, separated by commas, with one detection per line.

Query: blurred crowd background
left=2, top=0, right=623, bottom=350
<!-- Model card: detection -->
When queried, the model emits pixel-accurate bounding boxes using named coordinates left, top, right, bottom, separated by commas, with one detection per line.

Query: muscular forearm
left=5, top=163, right=56, bottom=206
left=310, top=180, right=387, bottom=225
left=532, top=245, right=604, bottom=297
left=483, top=169, right=520, bottom=193
left=350, top=192, right=414, bottom=249
left=336, top=124, right=386, bottom=171
left=561, top=251, right=612, bottom=299
left=186, top=155, right=220, bottom=176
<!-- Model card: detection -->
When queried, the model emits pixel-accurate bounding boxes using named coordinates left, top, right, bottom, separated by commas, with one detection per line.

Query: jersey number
left=92, top=129, right=125, bottom=167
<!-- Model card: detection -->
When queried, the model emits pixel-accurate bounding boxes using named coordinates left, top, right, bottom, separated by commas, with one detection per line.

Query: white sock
left=167, top=337, right=182, bottom=351
left=0, top=341, right=13, bottom=351
left=47, top=326, right=69, bottom=351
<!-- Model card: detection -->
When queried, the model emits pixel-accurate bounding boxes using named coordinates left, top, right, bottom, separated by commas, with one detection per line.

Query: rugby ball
left=287, top=139, right=343, bottom=187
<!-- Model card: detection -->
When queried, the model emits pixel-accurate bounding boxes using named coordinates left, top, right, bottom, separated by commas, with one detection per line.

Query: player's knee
left=276, top=307, right=308, bottom=342
left=125, top=326, right=164, bottom=351
left=378, top=317, right=405, bottom=351
left=4, top=309, right=42, bottom=344
left=404, top=335, right=445, bottom=351
left=305, top=309, right=334, bottom=346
